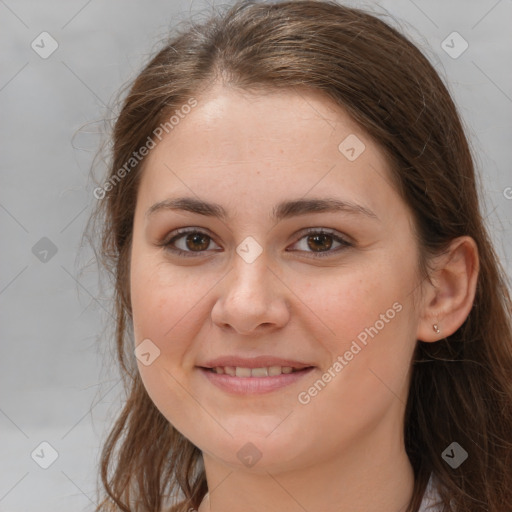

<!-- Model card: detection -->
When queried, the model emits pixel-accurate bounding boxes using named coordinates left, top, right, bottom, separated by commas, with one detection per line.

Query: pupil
left=308, top=234, right=332, bottom=252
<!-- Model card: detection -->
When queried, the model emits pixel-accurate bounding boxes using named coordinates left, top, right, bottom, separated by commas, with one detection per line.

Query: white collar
left=418, top=473, right=442, bottom=512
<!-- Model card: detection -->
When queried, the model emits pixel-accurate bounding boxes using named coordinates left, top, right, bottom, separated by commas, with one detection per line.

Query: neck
left=198, top=432, right=414, bottom=512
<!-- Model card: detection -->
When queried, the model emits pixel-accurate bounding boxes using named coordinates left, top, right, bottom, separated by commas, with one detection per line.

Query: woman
left=89, top=1, right=512, bottom=511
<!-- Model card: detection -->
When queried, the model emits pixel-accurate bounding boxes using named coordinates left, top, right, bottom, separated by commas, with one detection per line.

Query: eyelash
left=160, top=227, right=353, bottom=258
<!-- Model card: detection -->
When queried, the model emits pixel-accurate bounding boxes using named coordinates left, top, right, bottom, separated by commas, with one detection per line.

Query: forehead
left=137, top=86, right=405, bottom=225
left=160, top=86, right=363, bottom=161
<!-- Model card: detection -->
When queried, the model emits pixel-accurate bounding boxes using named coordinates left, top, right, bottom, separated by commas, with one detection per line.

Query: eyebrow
left=146, top=196, right=379, bottom=222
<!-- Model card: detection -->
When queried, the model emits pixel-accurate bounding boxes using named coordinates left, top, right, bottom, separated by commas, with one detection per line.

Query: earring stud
left=433, top=324, right=440, bottom=334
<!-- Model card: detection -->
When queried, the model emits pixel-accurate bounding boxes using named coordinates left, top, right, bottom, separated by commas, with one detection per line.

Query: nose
left=210, top=254, right=291, bottom=335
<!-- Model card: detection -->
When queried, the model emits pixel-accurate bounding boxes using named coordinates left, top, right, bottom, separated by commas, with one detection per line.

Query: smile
left=208, top=365, right=302, bottom=377
left=198, top=366, right=315, bottom=394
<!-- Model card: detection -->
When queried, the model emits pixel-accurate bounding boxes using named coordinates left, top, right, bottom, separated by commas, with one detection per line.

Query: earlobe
left=416, top=236, right=479, bottom=343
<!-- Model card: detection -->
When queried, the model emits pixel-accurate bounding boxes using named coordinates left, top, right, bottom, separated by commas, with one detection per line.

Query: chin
left=194, top=426, right=318, bottom=474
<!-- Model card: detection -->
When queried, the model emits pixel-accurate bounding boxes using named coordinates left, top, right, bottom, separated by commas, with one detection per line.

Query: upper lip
left=199, top=356, right=314, bottom=370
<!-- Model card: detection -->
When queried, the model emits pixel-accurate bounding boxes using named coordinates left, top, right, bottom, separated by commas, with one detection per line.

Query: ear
left=416, top=236, right=479, bottom=342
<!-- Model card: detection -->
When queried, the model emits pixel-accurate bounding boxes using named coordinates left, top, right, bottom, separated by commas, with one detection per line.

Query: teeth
left=224, top=366, right=236, bottom=376
left=268, top=365, right=282, bottom=376
left=211, top=366, right=301, bottom=377
left=235, top=367, right=252, bottom=378
left=251, top=367, right=268, bottom=377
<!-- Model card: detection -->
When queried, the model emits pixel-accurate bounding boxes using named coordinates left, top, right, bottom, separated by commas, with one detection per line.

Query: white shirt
left=197, top=474, right=443, bottom=512
left=418, top=474, right=442, bottom=512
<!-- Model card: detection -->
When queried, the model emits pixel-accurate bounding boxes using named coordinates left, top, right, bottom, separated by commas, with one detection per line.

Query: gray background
left=1, top=0, right=511, bottom=510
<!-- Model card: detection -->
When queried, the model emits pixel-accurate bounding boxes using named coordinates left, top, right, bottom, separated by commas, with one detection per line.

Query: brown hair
left=89, top=1, right=512, bottom=510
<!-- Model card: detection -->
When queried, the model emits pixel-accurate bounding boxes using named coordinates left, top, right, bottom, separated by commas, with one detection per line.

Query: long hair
left=88, top=1, right=512, bottom=510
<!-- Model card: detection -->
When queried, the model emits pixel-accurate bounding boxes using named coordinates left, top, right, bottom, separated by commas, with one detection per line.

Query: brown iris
left=185, top=233, right=210, bottom=251
left=307, top=233, right=333, bottom=252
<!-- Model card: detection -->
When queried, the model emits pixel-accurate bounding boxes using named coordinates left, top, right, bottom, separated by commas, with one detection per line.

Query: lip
left=198, top=366, right=315, bottom=394
left=200, top=356, right=313, bottom=369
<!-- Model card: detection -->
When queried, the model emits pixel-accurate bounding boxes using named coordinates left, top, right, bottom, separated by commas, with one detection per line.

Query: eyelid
left=290, top=226, right=354, bottom=246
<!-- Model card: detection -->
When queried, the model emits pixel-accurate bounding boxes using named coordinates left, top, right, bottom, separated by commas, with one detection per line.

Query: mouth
left=202, top=365, right=310, bottom=377
left=197, top=358, right=316, bottom=394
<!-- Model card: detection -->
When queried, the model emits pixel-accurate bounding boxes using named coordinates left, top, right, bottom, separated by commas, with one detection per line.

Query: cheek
left=130, top=257, right=202, bottom=354
left=130, top=258, right=189, bottom=409
left=307, top=256, right=413, bottom=343
left=295, top=258, right=418, bottom=428
left=130, top=254, right=210, bottom=433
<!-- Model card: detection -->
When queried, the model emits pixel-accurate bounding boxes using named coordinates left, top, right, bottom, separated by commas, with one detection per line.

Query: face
left=130, top=86, right=424, bottom=473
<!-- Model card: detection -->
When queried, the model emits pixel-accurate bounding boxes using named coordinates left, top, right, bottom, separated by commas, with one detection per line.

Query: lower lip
left=198, top=367, right=315, bottom=395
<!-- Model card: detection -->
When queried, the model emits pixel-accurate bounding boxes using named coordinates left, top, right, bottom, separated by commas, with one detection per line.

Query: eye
left=287, top=228, right=353, bottom=257
left=160, top=227, right=353, bottom=258
left=161, top=228, right=221, bottom=257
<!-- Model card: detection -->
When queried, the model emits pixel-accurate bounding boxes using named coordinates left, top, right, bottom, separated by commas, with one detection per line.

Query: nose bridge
left=211, top=248, right=290, bottom=334
left=228, top=250, right=273, bottom=303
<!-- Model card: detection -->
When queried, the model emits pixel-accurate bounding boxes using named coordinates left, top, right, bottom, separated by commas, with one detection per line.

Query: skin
left=129, top=85, right=479, bottom=512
